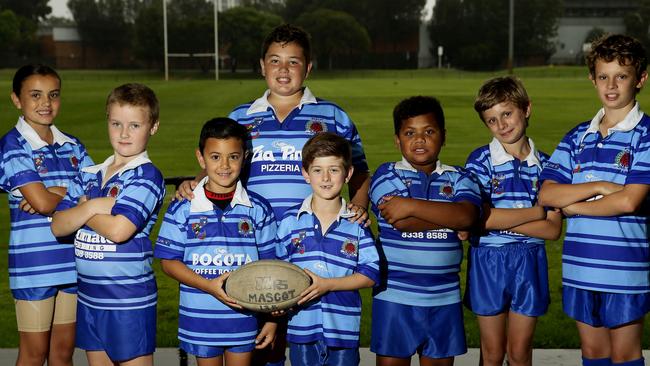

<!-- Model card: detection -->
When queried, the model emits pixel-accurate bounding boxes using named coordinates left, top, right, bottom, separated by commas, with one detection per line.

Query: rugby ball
left=225, top=259, right=311, bottom=313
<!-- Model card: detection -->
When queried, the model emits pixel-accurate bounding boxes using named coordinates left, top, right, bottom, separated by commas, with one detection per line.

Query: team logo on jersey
left=106, top=183, right=121, bottom=198
left=246, top=118, right=264, bottom=139
left=191, top=221, right=206, bottom=240
left=615, top=149, right=631, bottom=171
left=238, top=218, right=254, bottom=236
left=70, top=156, right=79, bottom=169
left=491, top=174, right=506, bottom=194
left=305, top=119, right=327, bottom=135
left=439, top=182, right=454, bottom=198
left=340, top=238, right=358, bottom=257
left=34, top=154, right=47, bottom=174
left=291, top=231, right=307, bottom=254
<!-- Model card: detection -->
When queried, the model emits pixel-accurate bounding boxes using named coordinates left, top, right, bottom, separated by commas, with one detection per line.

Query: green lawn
left=0, top=66, right=648, bottom=348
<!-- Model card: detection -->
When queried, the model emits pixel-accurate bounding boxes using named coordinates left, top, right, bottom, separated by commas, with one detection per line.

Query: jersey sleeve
left=275, top=214, right=292, bottom=261
left=369, top=164, right=408, bottom=217
left=540, top=128, right=578, bottom=185
left=626, top=121, right=650, bottom=184
left=254, top=201, right=278, bottom=260
left=452, top=169, right=482, bottom=208
left=2, top=135, right=41, bottom=191
left=154, top=200, right=188, bottom=261
left=55, top=172, right=85, bottom=211
left=355, top=226, right=380, bottom=285
left=75, top=141, right=95, bottom=170
left=333, top=107, right=369, bottom=173
left=111, top=166, right=166, bottom=230
left=465, top=148, right=492, bottom=201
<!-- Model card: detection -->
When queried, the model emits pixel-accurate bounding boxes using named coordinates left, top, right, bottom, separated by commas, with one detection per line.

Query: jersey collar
left=81, top=151, right=151, bottom=179
left=246, top=87, right=318, bottom=115
left=579, top=102, right=644, bottom=144
left=296, top=194, right=350, bottom=222
left=394, top=157, right=457, bottom=174
left=489, top=137, right=541, bottom=168
left=190, top=177, right=252, bottom=212
left=15, top=116, right=77, bottom=150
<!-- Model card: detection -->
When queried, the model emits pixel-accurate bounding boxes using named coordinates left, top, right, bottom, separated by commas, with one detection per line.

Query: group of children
left=2, top=23, right=650, bottom=366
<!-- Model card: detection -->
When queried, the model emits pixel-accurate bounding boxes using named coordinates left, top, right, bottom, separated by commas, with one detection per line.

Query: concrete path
left=0, top=347, right=611, bottom=365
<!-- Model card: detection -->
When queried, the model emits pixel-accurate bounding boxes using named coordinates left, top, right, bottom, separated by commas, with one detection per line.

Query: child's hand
left=270, top=309, right=287, bottom=317
left=457, top=231, right=469, bottom=241
left=175, top=180, right=198, bottom=201
left=19, top=199, right=36, bottom=214
left=208, top=271, right=243, bottom=309
left=598, top=181, right=624, bottom=196
left=378, top=196, right=411, bottom=224
left=255, top=321, right=277, bottom=349
left=346, top=202, right=371, bottom=227
left=298, top=269, right=332, bottom=305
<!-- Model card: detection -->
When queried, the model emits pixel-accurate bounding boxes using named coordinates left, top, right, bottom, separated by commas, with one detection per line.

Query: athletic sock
left=583, top=357, right=612, bottom=366
left=612, top=358, right=644, bottom=366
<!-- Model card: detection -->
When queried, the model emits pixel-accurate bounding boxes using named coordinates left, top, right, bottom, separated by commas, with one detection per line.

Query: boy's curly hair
left=586, top=34, right=648, bottom=85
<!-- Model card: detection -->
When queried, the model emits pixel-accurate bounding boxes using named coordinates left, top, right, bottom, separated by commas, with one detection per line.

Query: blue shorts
left=12, top=284, right=77, bottom=301
left=289, top=341, right=359, bottom=366
left=464, top=243, right=549, bottom=317
left=563, top=286, right=650, bottom=328
left=370, top=299, right=467, bottom=359
left=180, top=340, right=254, bottom=358
left=76, top=302, right=156, bottom=362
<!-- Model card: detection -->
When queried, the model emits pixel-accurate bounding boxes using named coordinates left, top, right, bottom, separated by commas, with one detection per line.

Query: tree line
left=4, top=0, right=647, bottom=71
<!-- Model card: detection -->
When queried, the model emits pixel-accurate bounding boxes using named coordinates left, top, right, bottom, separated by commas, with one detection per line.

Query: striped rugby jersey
left=540, top=103, right=650, bottom=294
left=228, top=87, right=368, bottom=218
left=0, top=117, right=93, bottom=289
left=276, top=196, right=379, bottom=348
left=465, top=137, right=549, bottom=247
left=56, top=152, right=165, bottom=309
left=369, top=158, right=482, bottom=307
left=154, top=178, right=277, bottom=346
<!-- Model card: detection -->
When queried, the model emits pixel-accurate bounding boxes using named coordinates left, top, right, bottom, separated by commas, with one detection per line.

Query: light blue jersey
left=155, top=178, right=277, bottom=347
left=465, top=138, right=548, bottom=247
left=228, top=87, right=368, bottom=218
left=0, top=117, right=93, bottom=290
left=369, top=159, right=482, bottom=307
left=276, top=196, right=379, bottom=348
left=541, top=103, right=650, bottom=294
left=56, top=152, right=165, bottom=309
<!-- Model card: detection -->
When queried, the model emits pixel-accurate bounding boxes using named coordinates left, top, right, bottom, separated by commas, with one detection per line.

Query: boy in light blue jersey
left=155, top=117, right=278, bottom=366
left=51, top=83, right=165, bottom=366
left=539, top=34, right=650, bottom=366
left=369, top=96, right=481, bottom=366
left=464, top=77, right=562, bottom=366
left=275, top=132, right=379, bottom=366
left=1, top=64, right=93, bottom=366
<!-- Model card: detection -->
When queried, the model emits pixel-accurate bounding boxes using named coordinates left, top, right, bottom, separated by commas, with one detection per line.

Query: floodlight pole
left=214, top=0, right=219, bottom=81
left=163, top=0, right=169, bottom=81
left=507, top=0, right=514, bottom=74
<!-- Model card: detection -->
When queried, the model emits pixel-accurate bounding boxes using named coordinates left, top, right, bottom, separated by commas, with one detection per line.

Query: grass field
left=1, top=66, right=649, bottom=349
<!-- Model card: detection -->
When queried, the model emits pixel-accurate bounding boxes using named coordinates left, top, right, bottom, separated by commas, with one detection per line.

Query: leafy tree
left=624, top=0, right=650, bottom=53
left=430, top=0, right=561, bottom=70
left=0, top=0, right=50, bottom=21
left=0, top=0, right=51, bottom=60
left=69, top=0, right=139, bottom=66
left=219, top=6, right=282, bottom=72
left=295, top=8, right=370, bottom=69
left=134, top=0, right=163, bottom=67
left=0, top=9, right=20, bottom=55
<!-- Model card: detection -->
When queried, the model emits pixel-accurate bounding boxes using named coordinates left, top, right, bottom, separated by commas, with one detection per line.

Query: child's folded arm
left=392, top=217, right=444, bottom=232
left=562, top=183, right=650, bottom=217
left=18, top=183, right=67, bottom=215
left=538, top=180, right=623, bottom=208
left=86, top=213, right=136, bottom=243
left=509, top=209, right=563, bottom=240
left=51, top=197, right=96, bottom=237
left=482, top=204, right=546, bottom=231
left=380, top=196, right=478, bottom=231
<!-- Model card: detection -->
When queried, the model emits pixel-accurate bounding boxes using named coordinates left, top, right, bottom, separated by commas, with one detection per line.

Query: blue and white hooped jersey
left=56, top=152, right=165, bottom=309
left=465, top=137, right=549, bottom=247
left=276, top=196, right=379, bottom=348
left=228, top=87, right=369, bottom=218
left=369, top=159, right=482, bottom=307
left=0, top=117, right=93, bottom=290
left=540, top=103, right=650, bottom=294
left=155, top=178, right=277, bottom=347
